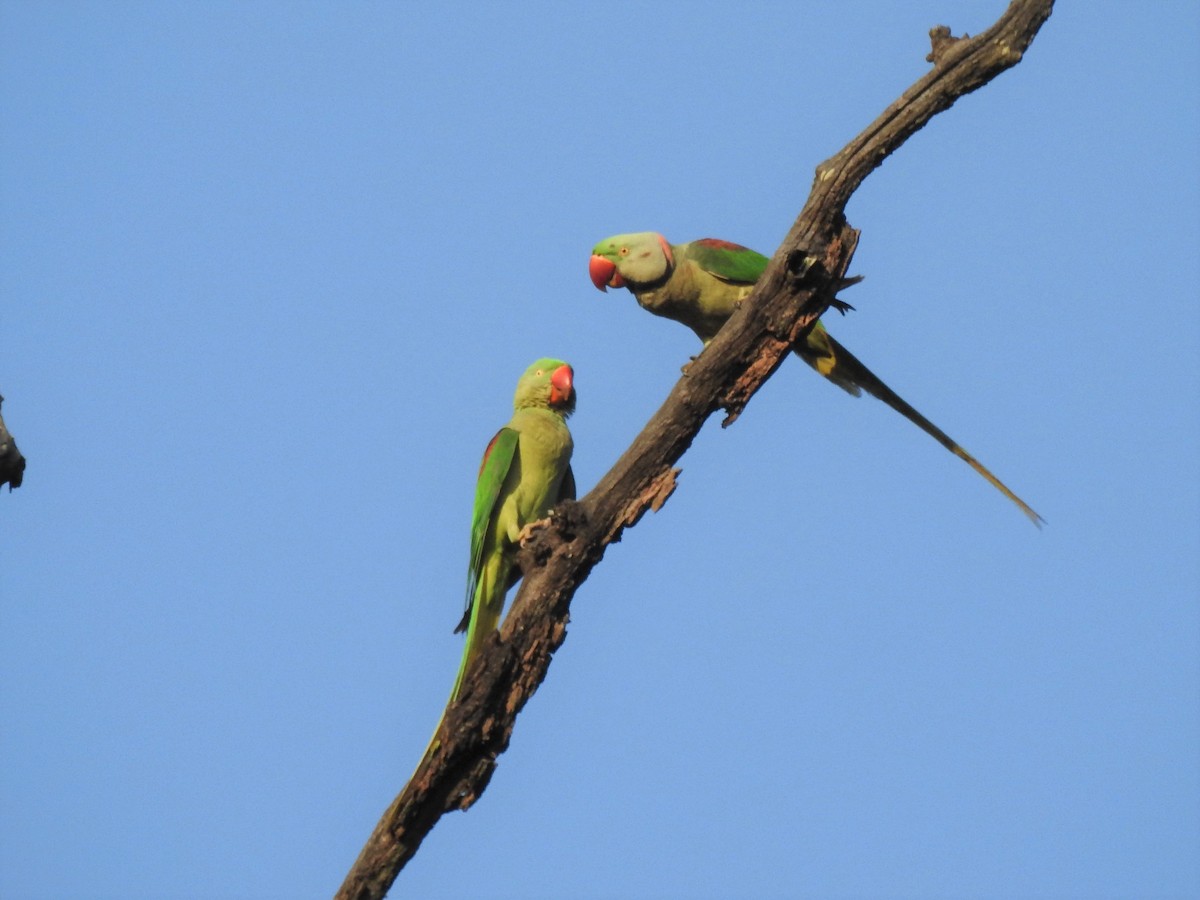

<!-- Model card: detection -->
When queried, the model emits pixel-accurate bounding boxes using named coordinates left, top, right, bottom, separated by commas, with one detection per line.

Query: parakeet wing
left=688, top=239, right=770, bottom=285
left=464, top=427, right=520, bottom=620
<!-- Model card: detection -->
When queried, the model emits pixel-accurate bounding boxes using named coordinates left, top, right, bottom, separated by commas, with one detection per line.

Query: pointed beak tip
left=588, top=254, right=616, bottom=292
left=550, top=364, right=574, bottom=405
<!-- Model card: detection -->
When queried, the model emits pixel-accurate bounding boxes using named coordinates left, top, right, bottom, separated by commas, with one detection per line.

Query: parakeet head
left=515, top=358, right=575, bottom=417
left=589, top=232, right=674, bottom=291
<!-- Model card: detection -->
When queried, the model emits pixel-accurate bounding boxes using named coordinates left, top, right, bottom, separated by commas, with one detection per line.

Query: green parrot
left=450, top=358, right=577, bottom=701
left=589, top=232, right=1043, bottom=526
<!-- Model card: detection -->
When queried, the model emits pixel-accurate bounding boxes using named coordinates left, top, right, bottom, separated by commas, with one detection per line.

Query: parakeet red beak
left=589, top=254, right=624, bottom=291
left=549, top=364, right=574, bottom=407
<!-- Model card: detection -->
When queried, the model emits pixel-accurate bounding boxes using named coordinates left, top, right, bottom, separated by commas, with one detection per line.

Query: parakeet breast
left=630, top=262, right=754, bottom=344
left=500, top=408, right=573, bottom=540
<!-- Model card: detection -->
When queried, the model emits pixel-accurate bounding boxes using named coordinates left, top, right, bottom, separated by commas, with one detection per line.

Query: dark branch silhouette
left=0, top=394, right=26, bottom=493
left=335, top=2, right=1055, bottom=897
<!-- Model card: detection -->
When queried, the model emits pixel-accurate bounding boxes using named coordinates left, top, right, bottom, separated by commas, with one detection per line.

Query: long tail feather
left=811, top=334, right=1044, bottom=527
left=450, top=560, right=505, bottom=702
left=407, top=562, right=508, bottom=780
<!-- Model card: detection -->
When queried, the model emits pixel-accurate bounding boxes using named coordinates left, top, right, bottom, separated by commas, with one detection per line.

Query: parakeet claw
left=517, top=520, right=547, bottom=547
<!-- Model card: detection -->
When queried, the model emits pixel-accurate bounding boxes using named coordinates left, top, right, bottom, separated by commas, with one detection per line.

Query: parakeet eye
left=619, top=247, right=629, bottom=256
left=536, top=369, right=544, bottom=376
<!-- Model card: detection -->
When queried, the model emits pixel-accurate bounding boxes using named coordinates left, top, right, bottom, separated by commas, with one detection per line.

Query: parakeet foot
left=517, top=519, right=548, bottom=547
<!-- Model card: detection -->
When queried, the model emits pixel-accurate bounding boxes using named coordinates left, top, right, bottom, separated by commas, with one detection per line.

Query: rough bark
left=335, top=2, right=1055, bottom=897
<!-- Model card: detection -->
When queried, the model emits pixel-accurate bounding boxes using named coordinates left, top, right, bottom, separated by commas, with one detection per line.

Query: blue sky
left=2, top=2, right=1198, bottom=898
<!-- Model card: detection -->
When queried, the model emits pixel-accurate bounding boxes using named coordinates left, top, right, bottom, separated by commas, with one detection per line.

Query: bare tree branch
left=335, top=2, right=1055, bottom=896
left=0, top=393, right=27, bottom=493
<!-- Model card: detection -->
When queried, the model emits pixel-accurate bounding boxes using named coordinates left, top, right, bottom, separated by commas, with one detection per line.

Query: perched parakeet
left=589, top=232, right=1042, bottom=526
left=451, top=358, right=577, bottom=701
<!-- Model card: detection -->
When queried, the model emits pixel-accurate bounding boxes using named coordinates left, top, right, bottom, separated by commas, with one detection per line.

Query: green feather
left=405, top=359, right=577, bottom=782
left=684, top=238, right=770, bottom=285
left=458, top=427, right=520, bottom=634
left=590, top=230, right=1042, bottom=526
left=451, top=359, right=576, bottom=701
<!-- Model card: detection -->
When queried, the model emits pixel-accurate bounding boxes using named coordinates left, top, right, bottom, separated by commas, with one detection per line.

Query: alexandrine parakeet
left=589, top=232, right=1042, bottom=526
left=450, top=358, right=577, bottom=701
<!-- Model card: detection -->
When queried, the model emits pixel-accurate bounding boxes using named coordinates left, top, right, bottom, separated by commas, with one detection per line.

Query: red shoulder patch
left=479, top=431, right=503, bottom=477
left=694, top=238, right=749, bottom=252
